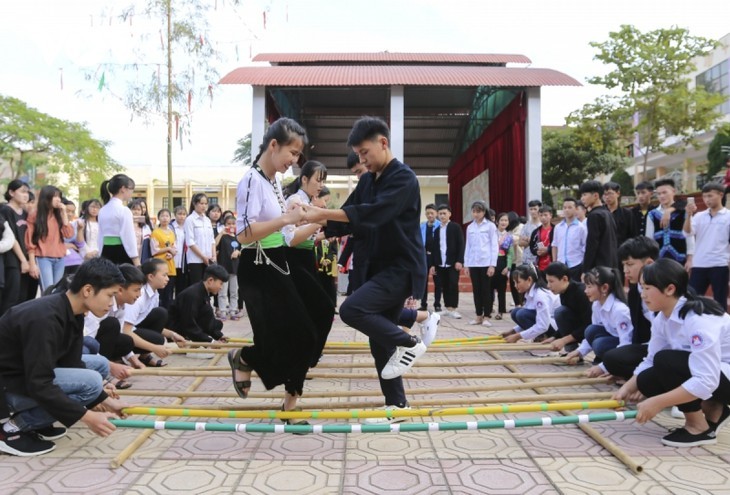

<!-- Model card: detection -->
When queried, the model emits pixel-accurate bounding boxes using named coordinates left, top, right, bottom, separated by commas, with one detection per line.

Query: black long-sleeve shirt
left=560, top=281, right=593, bottom=342
left=168, top=282, right=223, bottom=342
left=582, top=205, right=618, bottom=270
left=0, top=293, right=107, bottom=427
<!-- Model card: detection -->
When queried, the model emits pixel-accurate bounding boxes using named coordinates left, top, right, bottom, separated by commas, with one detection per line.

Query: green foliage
left=542, top=128, right=628, bottom=190
left=0, top=95, right=120, bottom=189
left=707, top=123, right=730, bottom=177
left=610, top=168, right=634, bottom=196
left=232, top=133, right=252, bottom=166
left=578, top=25, right=726, bottom=173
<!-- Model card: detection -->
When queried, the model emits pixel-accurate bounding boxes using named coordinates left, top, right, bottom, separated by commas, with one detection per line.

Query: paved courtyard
left=2, top=294, right=730, bottom=495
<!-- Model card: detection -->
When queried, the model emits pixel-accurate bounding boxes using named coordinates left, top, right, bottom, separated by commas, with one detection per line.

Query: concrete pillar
left=390, top=85, right=405, bottom=160
left=524, top=88, right=542, bottom=208
left=251, top=86, right=266, bottom=161
left=147, top=180, right=156, bottom=213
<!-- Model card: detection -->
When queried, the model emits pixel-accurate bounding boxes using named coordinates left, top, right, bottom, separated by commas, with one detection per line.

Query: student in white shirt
left=122, top=259, right=186, bottom=367
left=566, top=266, right=633, bottom=376
left=462, top=201, right=498, bottom=326
left=551, top=197, right=587, bottom=282
left=503, top=264, right=560, bottom=343
left=171, top=205, right=188, bottom=295
left=184, top=193, right=216, bottom=286
left=98, top=174, right=139, bottom=266
left=614, top=258, right=730, bottom=447
left=683, top=182, right=730, bottom=309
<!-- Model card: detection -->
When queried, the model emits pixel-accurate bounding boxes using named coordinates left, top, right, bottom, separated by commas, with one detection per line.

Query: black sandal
left=140, top=353, right=167, bottom=367
left=281, top=404, right=309, bottom=435
left=227, top=349, right=252, bottom=399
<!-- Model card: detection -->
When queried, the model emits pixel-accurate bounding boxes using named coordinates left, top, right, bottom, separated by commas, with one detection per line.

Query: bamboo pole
left=124, top=400, right=625, bottom=420
left=225, top=336, right=505, bottom=345
left=489, top=350, right=643, bottom=474
left=118, top=377, right=609, bottom=400
left=110, top=354, right=223, bottom=469
left=173, top=343, right=551, bottom=355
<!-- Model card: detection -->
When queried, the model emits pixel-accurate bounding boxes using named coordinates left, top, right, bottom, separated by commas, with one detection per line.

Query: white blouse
left=97, top=197, right=138, bottom=258
left=184, top=212, right=214, bottom=263
left=283, top=189, right=317, bottom=247
left=236, top=167, right=285, bottom=236
left=464, top=219, right=499, bottom=268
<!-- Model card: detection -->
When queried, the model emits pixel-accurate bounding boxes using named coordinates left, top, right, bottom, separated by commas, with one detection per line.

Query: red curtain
left=448, top=92, right=527, bottom=226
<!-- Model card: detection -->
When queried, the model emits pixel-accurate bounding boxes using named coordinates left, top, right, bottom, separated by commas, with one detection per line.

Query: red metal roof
left=220, top=65, right=580, bottom=87
left=253, top=52, right=532, bottom=64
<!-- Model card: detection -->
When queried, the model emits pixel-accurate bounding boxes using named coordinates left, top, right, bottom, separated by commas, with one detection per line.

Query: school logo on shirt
left=691, top=334, right=703, bottom=347
left=619, top=321, right=628, bottom=331
left=536, top=301, right=543, bottom=309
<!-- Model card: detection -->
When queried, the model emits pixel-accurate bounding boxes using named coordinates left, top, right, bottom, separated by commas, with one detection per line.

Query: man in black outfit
left=168, top=264, right=229, bottom=343
left=305, top=117, right=427, bottom=419
left=631, top=181, right=655, bottom=237
left=420, top=203, right=442, bottom=312
left=579, top=180, right=619, bottom=271
left=431, top=205, right=465, bottom=318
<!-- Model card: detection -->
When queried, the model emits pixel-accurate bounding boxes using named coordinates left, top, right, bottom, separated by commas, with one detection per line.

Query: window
left=434, top=194, right=449, bottom=208
left=696, top=60, right=730, bottom=115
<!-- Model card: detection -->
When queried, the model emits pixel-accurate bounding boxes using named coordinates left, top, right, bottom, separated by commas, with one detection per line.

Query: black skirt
left=237, top=247, right=318, bottom=396
left=101, top=244, right=133, bottom=265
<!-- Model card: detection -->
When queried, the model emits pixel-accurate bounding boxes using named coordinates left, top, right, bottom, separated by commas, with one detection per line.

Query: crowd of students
left=2, top=116, right=729, bottom=456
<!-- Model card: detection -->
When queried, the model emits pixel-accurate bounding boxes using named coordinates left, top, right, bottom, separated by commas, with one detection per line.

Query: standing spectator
left=646, top=179, right=693, bottom=266
left=171, top=205, right=188, bottom=295
left=129, top=199, right=152, bottom=263
left=603, top=181, right=637, bottom=280
left=551, top=197, right=587, bottom=282
left=77, top=199, right=101, bottom=260
left=529, top=205, right=554, bottom=277
left=184, top=193, right=216, bottom=285
left=207, top=204, right=223, bottom=237
left=463, top=200, right=498, bottom=326
left=431, top=205, right=465, bottom=319
left=0, top=180, right=35, bottom=313
left=519, top=200, right=542, bottom=266
left=98, top=174, right=139, bottom=266
left=507, top=212, right=524, bottom=307
left=579, top=180, right=618, bottom=271
left=632, top=181, right=655, bottom=237
left=215, top=215, right=241, bottom=319
left=150, top=208, right=177, bottom=309
left=61, top=199, right=85, bottom=278
left=723, top=157, right=730, bottom=207
left=684, top=183, right=730, bottom=309
left=419, top=203, right=442, bottom=312
left=25, top=186, right=74, bottom=291
left=576, top=201, right=587, bottom=224
left=493, top=212, right=514, bottom=320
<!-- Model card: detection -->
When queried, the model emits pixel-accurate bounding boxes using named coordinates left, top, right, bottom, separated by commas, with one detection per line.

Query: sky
left=1, top=0, right=728, bottom=171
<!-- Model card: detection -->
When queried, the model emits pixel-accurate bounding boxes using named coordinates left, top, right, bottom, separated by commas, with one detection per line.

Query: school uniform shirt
left=552, top=218, right=587, bottom=269
left=97, top=197, right=138, bottom=258
left=82, top=220, right=100, bottom=256
left=0, top=293, right=108, bottom=427
left=688, top=207, right=730, bottom=268
left=634, top=297, right=730, bottom=400
left=123, top=283, right=160, bottom=329
left=577, top=294, right=633, bottom=367
left=283, top=189, right=318, bottom=247
left=172, top=221, right=186, bottom=269
left=237, top=166, right=286, bottom=234
left=464, top=219, right=498, bottom=268
left=515, top=285, right=560, bottom=341
left=84, top=297, right=126, bottom=339
left=168, top=282, right=223, bottom=342
left=184, top=212, right=215, bottom=263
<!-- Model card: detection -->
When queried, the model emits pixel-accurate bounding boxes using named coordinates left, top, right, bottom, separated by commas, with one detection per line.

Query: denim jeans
left=511, top=307, right=537, bottom=332
left=584, top=324, right=619, bottom=362
left=6, top=354, right=108, bottom=431
left=36, top=256, right=66, bottom=292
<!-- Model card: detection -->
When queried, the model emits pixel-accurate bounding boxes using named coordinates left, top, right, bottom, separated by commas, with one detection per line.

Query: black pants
left=553, top=305, right=587, bottom=342
left=568, top=263, right=583, bottom=283
left=492, top=256, right=509, bottom=314
left=0, top=265, right=20, bottom=316
left=509, top=263, right=523, bottom=307
left=187, top=263, right=205, bottom=286
left=689, top=266, right=729, bottom=311
left=316, top=271, right=337, bottom=307
left=339, top=266, right=414, bottom=407
left=159, top=276, right=175, bottom=309
left=469, top=266, right=493, bottom=317
left=95, top=318, right=135, bottom=360
left=420, top=268, right=442, bottom=310
left=637, top=349, right=730, bottom=412
left=602, top=344, right=648, bottom=380
left=133, top=307, right=169, bottom=351
left=436, top=266, right=460, bottom=309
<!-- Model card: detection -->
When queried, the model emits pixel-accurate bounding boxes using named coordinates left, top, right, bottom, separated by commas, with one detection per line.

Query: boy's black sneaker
left=0, top=429, right=56, bottom=456
left=35, top=425, right=68, bottom=441
left=661, top=427, right=716, bottom=448
left=708, top=404, right=730, bottom=435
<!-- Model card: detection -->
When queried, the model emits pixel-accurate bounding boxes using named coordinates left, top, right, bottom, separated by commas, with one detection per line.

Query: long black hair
left=283, top=160, right=328, bottom=199
left=252, top=118, right=308, bottom=166
left=32, top=185, right=64, bottom=245
left=642, top=258, right=725, bottom=318
left=100, top=174, right=135, bottom=204
left=189, top=193, right=208, bottom=215
left=511, top=263, right=548, bottom=292
left=3, top=179, right=29, bottom=202
left=583, top=266, right=627, bottom=304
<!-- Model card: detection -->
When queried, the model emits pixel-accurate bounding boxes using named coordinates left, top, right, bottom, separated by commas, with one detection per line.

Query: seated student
left=543, top=262, right=592, bottom=354
left=601, top=236, right=659, bottom=380
left=0, top=258, right=129, bottom=457
left=122, top=258, right=187, bottom=367
left=84, top=264, right=145, bottom=370
left=614, top=258, right=730, bottom=447
left=565, top=266, right=633, bottom=377
left=503, top=264, right=560, bottom=343
left=168, top=264, right=229, bottom=343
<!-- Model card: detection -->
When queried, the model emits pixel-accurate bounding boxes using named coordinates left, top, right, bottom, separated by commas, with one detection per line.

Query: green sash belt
left=244, top=232, right=284, bottom=249
left=103, top=236, right=123, bottom=246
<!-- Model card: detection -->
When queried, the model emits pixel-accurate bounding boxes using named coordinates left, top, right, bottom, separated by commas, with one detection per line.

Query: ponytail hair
left=283, top=160, right=328, bottom=198
left=641, top=258, right=725, bottom=318
left=100, top=174, right=135, bottom=204
left=252, top=118, right=308, bottom=166
left=583, top=266, right=627, bottom=304
left=511, top=263, right=547, bottom=291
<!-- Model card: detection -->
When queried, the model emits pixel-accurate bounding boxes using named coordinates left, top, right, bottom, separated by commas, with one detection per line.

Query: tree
left=610, top=168, right=634, bottom=197
left=707, top=123, right=730, bottom=177
left=542, top=128, right=628, bottom=191
left=574, top=25, right=727, bottom=178
left=0, top=95, right=119, bottom=189
left=232, top=133, right=252, bottom=166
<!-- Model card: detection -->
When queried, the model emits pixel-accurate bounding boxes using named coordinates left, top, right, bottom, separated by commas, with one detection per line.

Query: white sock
left=3, top=419, right=20, bottom=433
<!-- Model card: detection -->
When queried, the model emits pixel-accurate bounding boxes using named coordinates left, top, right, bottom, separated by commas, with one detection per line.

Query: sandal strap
left=230, top=348, right=253, bottom=372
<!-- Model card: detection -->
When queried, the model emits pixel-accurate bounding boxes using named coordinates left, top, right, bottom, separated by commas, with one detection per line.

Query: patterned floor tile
left=429, top=429, right=528, bottom=460
left=534, top=456, right=658, bottom=494
left=254, top=432, right=345, bottom=461
left=439, top=458, right=557, bottom=495
left=162, top=429, right=260, bottom=460
left=639, top=456, right=730, bottom=493
left=238, top=460, right=343, bottom=494
left=0, top=457, right=62, bottom=493
left=342, top=459, right=447, bottom=495
left=134, top=460, right=247, bottom=494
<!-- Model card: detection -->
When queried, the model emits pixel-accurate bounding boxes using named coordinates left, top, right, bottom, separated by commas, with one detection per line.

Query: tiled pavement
left=3, top=295, right=730, bottom=495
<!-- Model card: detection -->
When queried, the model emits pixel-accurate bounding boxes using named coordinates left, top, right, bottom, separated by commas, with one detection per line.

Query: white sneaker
left=381, top=340, right=427, bottom=379
left=364, top=405, right=411, bottom=424
left=450, top=311, right=462, bottom=319
left=671, top=406, right=685, bottom=419
left=482, top=319, right=493, bottom=327
left=440, top=310, right=451, bottom=317
left=420, top=312, right=440, bottom=346
left=468, top=319, right=483, bottom=325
